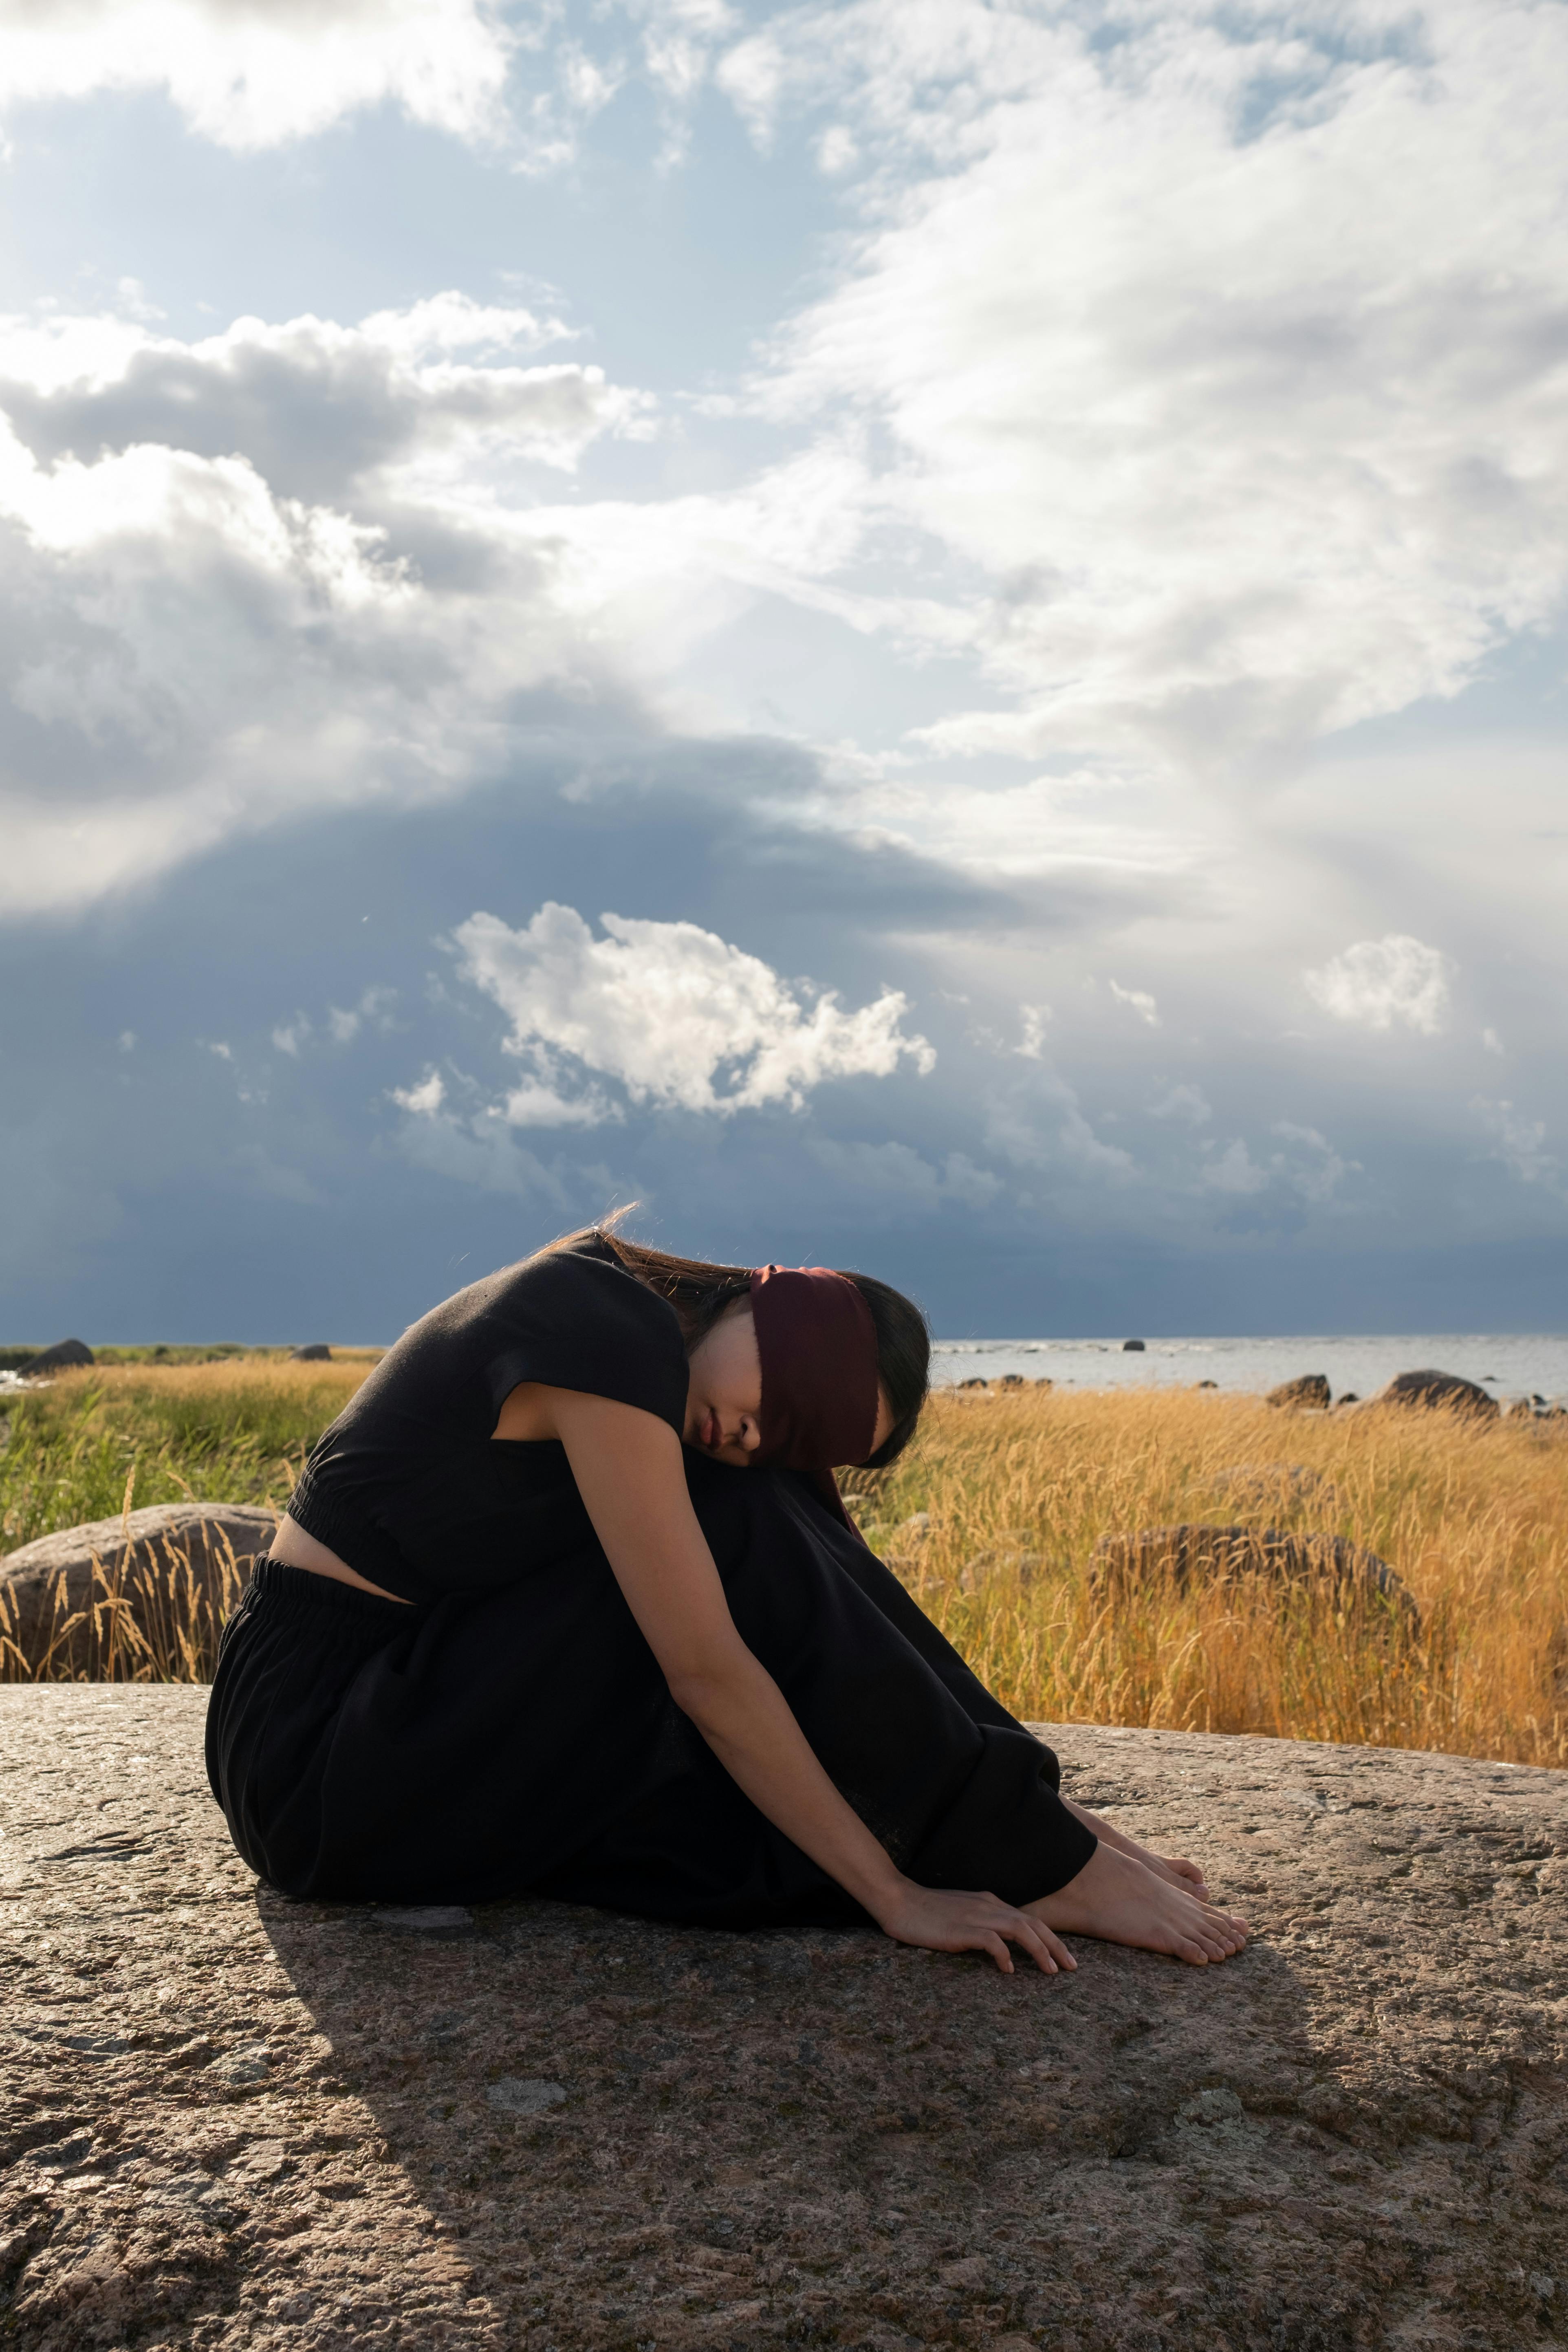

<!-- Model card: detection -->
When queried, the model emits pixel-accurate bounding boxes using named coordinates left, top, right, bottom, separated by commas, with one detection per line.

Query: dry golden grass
left=0, top=1526, right=254, bottom=1685
left=4, top=1365, right=1566, bottom=1763
left=846, top=1386, right=1568, bottom=1766
left=0, top=1361, right=368, bottom=1683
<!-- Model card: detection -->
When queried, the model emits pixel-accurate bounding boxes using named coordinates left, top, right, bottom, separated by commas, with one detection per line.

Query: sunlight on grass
left=842, top=1387, right=1568, bottom=1766
left=2, top=1365, right=1565, bottom=1763
left=0, top=1360, right=369, bottom=1551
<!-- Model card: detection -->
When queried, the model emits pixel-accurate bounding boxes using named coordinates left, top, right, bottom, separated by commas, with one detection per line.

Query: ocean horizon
left=929, top=1332, right=1568, bottom=1401
left=6, top=1331, right=1565, bottom=1407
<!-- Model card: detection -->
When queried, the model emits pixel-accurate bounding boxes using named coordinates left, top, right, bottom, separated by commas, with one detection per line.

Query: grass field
left=2, top=1362, right=1565, bottom=1766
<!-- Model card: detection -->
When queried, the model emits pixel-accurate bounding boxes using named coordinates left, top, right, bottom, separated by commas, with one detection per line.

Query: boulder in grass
left=1266, top=1373, right=1331, bottom=1411
left=1374, top=1368, right=1499, bottom=1419
left=16, top=1338, right=95, bottom=1378
left=290, top=1343, right=332, bottom=1362
left=0, top=1503, right=276, bottom=1674
left=1092, top=1522, right=1417, bottom=1624
left=1212, top=1461, right=1339, bottom=1511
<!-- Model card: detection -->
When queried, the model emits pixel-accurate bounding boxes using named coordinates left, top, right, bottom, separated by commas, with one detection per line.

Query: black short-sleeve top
left=285, top=1235, right=689, bottom=1605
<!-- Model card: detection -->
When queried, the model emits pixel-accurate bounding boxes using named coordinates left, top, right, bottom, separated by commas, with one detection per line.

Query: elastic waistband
left=244, top=1556, right=423, bottom=1622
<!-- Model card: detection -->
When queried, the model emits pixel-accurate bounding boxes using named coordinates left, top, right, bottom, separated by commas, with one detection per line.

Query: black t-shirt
left=286, top=1235, right=689, bottom=1605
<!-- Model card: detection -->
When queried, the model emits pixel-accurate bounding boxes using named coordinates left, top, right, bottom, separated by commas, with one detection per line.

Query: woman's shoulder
left=469, top=1233, right=676, bottom=1332
left=445, top=1234, right=688, bottom=1425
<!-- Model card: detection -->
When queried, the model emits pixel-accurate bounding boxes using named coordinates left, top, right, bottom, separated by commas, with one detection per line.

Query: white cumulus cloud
left=734, top=0, right=1568, bottom=778
left=1302, top=934, right=1451, bottom=1035
left=0, top=295, right=629, bottom=505
left=1108, top=982, right=1159, bottom=1028
left=1014, top=1004, right=1050, bottom=1061
left=451, top=902, right=935, bottom=1123
left=0, top=0, right=514, bottom=152
left=392, top=1068, right=447, bottom=1118
left=0, top=295, right=656, bottom=918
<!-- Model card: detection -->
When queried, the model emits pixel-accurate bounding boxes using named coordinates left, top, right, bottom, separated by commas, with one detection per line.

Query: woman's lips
left=703, top=1409, right=719, bottom=1450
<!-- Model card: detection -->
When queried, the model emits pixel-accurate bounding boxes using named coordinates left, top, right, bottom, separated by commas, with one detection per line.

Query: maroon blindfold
left=749, top=1264, right=879, bottom=1539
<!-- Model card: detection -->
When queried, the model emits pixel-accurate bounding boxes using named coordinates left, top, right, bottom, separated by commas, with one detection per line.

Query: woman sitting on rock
left=207, top=1227, right=1247, bottom=1973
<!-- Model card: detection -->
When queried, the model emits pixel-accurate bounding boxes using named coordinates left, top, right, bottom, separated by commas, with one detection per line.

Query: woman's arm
left=544, top=1387, right=1076, bottom=1976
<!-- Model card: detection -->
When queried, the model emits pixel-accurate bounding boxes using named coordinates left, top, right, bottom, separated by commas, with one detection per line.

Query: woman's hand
left=872, top=1880, right=1078, bottom=1975
left=1065, top=1799, right=1210, bottom=1898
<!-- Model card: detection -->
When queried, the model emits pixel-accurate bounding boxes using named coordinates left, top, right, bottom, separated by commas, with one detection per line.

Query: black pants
left=205, top=1462, right=1095, bottom=1927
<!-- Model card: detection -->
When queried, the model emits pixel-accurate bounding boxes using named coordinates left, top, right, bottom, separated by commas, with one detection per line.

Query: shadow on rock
left=250, top=1874, right=1435, bottom=2352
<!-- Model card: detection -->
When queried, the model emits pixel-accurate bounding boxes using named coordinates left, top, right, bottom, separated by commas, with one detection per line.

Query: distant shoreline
left=4, top=1330, right=1566, bottom=1406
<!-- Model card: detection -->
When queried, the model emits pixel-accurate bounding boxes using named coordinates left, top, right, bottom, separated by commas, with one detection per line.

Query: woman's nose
left=740, top=1416, right=760, bottom=1453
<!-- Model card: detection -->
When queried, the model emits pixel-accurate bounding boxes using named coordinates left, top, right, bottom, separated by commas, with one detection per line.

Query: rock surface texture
left=3, top=1687, right=1566, bottom=2352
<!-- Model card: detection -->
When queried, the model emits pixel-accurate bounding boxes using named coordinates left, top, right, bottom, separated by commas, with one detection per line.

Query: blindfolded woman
left=207, top=1226, right=1246, bottom=1974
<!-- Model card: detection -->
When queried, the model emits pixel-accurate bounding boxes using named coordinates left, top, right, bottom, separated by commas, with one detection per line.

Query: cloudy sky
left=2, top=0, right=1566, bottom=1342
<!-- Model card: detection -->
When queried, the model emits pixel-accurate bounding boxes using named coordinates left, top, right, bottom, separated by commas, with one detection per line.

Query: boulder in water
left=1122, top=1338, right=1145, bottom=1351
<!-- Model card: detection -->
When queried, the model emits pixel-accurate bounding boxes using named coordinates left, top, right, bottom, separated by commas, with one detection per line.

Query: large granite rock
left=0, top=1505, right=275, bottom=1674
left=3, top=1687, right=1565, bottom=2351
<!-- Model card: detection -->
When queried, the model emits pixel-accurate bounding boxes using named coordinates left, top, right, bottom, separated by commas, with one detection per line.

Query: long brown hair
left=546, top=1218, right=930, bottom=1469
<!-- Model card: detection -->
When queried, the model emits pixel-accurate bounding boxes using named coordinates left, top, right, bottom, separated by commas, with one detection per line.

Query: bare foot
left=1026, top=1843, right=1249, bottom=1965
left=1065, top=1798, right=1211, bottom=1898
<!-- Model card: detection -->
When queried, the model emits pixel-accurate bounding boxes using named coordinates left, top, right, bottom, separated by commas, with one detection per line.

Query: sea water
left=929, top=1333, right=1568, bottom=1404
left=4, top=1335, right=1565, bottom=1406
